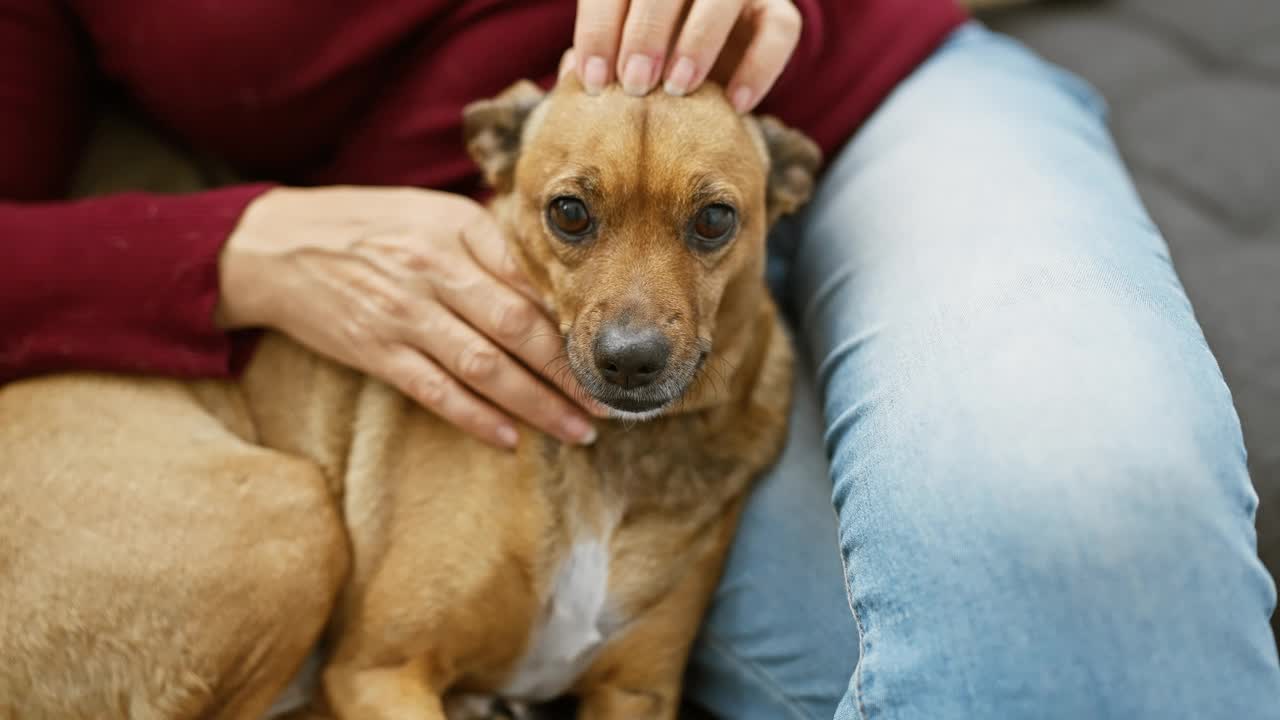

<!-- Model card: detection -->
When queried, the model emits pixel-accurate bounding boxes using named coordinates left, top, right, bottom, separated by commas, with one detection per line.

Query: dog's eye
left=548, top=196, right=593, bottom=239
left=691, top=204, right=737, bottom=248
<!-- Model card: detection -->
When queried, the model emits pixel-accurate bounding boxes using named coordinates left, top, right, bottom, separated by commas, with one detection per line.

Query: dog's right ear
left=751, top=116, right=823, bottom=224
left=463, top=80, right=547, bottom=192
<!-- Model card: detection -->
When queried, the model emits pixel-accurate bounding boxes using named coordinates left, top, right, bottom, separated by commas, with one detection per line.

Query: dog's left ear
left=751, top=116, right=823, bottom=224
left=463, top=80, right=547, bottom=192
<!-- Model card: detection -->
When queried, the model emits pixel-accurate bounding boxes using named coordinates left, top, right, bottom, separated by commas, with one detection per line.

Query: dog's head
left=464, top=77, right=819, bottom=419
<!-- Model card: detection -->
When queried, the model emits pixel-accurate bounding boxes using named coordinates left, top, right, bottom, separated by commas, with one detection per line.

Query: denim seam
left=838, top=542, right=872, bottom=720
left=701, top=632, right=822, bottom=720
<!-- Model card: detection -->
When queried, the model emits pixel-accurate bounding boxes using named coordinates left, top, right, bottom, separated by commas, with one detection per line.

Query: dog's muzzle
left=566, top=320, right=708, bottom=417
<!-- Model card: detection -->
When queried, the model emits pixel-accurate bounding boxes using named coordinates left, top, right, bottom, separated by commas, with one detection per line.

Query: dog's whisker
left=538, top=354, right=574, bottom=380
left=512, top=334, right=571, bottom=358
left=709, top=356, right=735, bottom=388
left=539, top=356, right=568, bottom=376
left=521, top=331, right=570, bottom=343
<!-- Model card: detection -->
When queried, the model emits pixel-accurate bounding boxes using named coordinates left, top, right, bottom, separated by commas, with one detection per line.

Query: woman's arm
left=0, top=5, right=601, bottom=449
left=0, top=1, right=271, bottom=384
left=0, top=189, right=270, bottom=383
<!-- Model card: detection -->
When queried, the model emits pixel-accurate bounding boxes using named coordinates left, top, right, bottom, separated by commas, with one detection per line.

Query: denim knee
left=820, top=281, right=1278, bottom=718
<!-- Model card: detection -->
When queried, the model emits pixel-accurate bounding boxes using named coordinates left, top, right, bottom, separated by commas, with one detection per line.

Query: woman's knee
left=824, top=279, right=1256, bottom=564
left=821, top=306, right=1279, bottom=718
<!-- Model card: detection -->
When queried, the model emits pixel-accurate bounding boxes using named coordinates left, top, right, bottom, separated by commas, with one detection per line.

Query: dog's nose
left=594, top=323, right=671, bottom=389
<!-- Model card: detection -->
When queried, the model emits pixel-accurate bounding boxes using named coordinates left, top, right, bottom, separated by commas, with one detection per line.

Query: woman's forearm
left=0, top=186, right=272, bottom=384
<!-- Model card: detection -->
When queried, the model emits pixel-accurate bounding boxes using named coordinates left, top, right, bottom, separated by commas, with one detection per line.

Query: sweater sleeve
left=0, top=188, right=272, bottom=384
left=0, top=1, right=269, bottom=384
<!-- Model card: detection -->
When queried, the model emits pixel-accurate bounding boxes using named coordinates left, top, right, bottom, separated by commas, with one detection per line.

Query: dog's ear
left=463, top=80, right=547, bottom=192
left=752, top=116, right=823, bottom=223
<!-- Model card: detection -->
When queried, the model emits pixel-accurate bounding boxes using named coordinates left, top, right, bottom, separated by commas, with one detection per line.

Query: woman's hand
left=215, top=186, right=602, bottom=450
left=572, top=0, right=801, bottom=112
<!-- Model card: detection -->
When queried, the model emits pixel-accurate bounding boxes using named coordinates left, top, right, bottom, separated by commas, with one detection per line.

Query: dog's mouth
left=582, top=378, right=684, bottom=420
left=596, top=393, right=671, bottom=415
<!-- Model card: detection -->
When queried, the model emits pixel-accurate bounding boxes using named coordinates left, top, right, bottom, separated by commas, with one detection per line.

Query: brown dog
left=0, top=76, right=819, bottom=719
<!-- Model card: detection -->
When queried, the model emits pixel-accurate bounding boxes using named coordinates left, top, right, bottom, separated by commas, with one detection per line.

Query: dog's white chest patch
left=500, top=537, right=613, bottom=701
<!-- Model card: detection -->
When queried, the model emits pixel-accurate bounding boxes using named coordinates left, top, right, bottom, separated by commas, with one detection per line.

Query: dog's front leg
left=324, top=661, right=449, bottom=720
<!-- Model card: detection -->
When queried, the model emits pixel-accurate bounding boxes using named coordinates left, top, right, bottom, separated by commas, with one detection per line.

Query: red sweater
left=0, top=0, right=965, bottom=383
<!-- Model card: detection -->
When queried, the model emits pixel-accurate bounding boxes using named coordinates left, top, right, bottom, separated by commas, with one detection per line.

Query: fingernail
left=583, top=55, right=608, bottom=95
left=621, top=54, right=655, bottom=97
left=559, top=48, right=577, bottom=80
left=497, top=424, right=520, bottom=449
left=731, top=85, right=754, bottom=113
left=562, top=415, right=598, bottom=445
left=664, top=56, right=696, bottom=96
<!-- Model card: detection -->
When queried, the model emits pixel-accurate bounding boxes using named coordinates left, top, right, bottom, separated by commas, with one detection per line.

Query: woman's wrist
left=214, top=189, right=291, bottom=330
left=215, top=243, right=269, bottom=330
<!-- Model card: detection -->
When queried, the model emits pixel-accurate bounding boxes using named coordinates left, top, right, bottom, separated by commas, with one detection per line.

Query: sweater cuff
left=163, top=184, right=274, bottom=378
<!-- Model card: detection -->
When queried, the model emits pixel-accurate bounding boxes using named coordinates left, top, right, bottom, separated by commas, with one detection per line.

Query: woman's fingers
left=457, top=203, right=541, bottom=304
left=572, top=0, right=801, bottom=106
left=405, top=305, right=598, bottom=447
left=458, top=207, right=608, bottom=418
left=615, top=0, right=686, bottom=96
left=663, top=0, right=745, bottom=97
left=442, top=270, right=604, bottom=417
left=376, top=345, right=521, bottom=450
left=724, top=0, right=802, bottom=112
left=559, top=47, right=579, bottom=81
left=573, top=1, right=630, bottom=95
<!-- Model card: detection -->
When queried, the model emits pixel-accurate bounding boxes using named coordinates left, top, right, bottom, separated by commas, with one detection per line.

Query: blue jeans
left=685, top=23, right=1280, bottom=720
